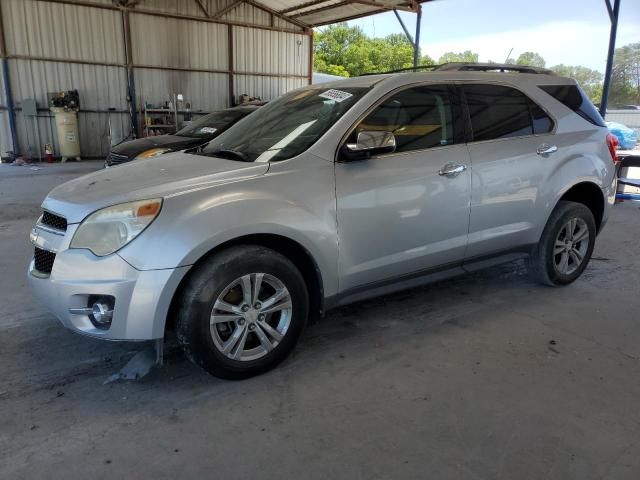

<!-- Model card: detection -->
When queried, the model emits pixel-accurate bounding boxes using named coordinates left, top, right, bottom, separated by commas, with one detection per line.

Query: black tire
left=176, top=245, right=308, bottom=379
left=529, top=201, right=596, bottom=286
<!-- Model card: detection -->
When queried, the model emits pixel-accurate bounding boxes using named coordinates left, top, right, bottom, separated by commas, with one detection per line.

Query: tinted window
left=199, top=86, right=368, bottom=162
left=530, top=102, right=554, bottom=134
left=176, top=109, right=251, bottom=138
left=464, top=84, right=534, bottom=141
left=539, top=84, right=606, bottom=127
left=351, top=85, right=456, bottom=153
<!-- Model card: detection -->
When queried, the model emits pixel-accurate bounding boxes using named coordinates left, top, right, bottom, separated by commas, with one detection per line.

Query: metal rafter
left=194, top=0, right=210, bottom=17
left=242, top=0, right=311, bottom=29
left=212, top=0, right=244, bottom=18
left=291, top=0, right=414, bottom=19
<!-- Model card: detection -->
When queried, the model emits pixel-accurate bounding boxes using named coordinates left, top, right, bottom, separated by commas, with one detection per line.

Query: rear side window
left=463, top=84, right=553, bottom=142
left=539, top=85, right=606, bottom=127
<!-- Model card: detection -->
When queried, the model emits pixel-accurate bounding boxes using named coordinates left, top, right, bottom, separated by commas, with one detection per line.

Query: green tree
left=313, top=23, right=424, bottom=77
left=438, top=50, right=479, bottom=64
left=516, top=52, right=546, bottom=68
left=550, top=64, right=603, bottom=103
left=610, top=42, right=640, bottom=106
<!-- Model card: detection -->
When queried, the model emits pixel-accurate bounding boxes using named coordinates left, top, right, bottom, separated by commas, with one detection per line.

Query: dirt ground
left=1, top=161, right=639, bottom=480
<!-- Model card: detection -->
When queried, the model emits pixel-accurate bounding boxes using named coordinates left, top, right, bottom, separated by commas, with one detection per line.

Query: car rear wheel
left=529, top=201, right=596, bottom=286
left=176, top=245, right=308, bottom=379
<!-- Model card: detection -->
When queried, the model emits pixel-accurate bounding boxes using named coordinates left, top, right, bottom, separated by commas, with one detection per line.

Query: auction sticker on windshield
left=199, top=127, right=217, bottom=134
left=318, top=89, right=353, bottom=103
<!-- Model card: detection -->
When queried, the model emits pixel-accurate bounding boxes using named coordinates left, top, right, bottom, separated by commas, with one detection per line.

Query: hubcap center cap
left=244, top=308, right=260, bottom=323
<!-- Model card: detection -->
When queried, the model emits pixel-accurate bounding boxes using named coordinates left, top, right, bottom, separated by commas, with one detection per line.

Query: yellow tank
left=50, top=107, right=81, bottom=161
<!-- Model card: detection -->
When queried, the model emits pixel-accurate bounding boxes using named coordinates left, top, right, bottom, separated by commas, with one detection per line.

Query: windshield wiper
left=208, top=149, right=250, bottom=162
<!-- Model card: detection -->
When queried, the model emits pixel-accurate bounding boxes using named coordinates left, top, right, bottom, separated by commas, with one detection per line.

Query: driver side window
left=350, top=84, right=456, bottom=154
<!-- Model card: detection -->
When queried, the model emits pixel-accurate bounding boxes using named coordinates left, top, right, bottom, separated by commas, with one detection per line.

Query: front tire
left=176, top=245, right=308, bottom=379
left=529, top=201, right=596, bottom=286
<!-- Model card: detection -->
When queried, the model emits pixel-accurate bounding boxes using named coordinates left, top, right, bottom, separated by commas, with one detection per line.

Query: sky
left=343, top=0, right=640, bottom=71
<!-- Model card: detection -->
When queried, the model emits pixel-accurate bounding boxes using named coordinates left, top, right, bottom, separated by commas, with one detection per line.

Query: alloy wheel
left=553, top=217, right=590, bottom=275
left=209, top=273, right=292, bottom=361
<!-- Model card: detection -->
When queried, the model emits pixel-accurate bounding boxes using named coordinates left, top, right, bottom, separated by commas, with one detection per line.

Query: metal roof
left=257, top=0, right=433, bottom=28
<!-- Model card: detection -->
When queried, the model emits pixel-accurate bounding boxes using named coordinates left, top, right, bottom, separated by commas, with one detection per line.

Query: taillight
left=606, top=133, right=619, bottom=163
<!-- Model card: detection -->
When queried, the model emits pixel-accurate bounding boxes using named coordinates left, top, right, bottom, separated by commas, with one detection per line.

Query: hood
left=110, top=135, right=204, bottom=158
left=43, top=152, right=268, bottom=223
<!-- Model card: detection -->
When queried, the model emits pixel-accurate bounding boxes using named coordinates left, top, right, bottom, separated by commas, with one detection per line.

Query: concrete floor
left=1, top=161, right=639, bottom=480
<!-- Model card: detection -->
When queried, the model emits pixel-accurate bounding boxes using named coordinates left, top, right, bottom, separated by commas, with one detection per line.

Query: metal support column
left=122, top=8, right=139, bottom=138
left=600, top=0, right=621, bottom=117
left=228, top=25, right=235, bottom=106
left=413, top=5, right=422, bottom=70
left=393, top=7, right=422, bottom=71
left=0, top=1, right=18, bottom=154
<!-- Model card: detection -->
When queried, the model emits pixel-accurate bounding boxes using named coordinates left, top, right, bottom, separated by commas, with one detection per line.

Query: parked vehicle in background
left=105, top=105, right=262, bottom=167
left=29, top=63, right=617, bottom=379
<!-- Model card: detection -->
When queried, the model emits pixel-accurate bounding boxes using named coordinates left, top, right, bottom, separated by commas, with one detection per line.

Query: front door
left=335, top=84, right=472, bottom=292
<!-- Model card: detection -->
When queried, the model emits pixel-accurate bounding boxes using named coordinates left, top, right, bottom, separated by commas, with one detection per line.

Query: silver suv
left=29, top=64, right=618, bottom=379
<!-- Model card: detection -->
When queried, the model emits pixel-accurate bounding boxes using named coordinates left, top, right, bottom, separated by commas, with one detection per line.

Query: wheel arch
left=557, top=181, right=605, bottom=232
left=165, top=233, right=325, bottom=335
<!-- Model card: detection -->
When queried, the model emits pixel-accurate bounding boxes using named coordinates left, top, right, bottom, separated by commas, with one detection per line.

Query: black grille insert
left=107, top=152, right=130, bottom=166
left=34, top=247, right=56, bottom=274
left=41, top=211, right=67, bottom=231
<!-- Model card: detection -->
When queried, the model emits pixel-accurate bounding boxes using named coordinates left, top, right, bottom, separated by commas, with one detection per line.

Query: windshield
left=197, top=86, right=369, bottom=162
left=176, top=109, right=253, bottom=138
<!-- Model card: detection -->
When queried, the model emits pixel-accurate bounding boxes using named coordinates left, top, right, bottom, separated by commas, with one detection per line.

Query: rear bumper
left=600, top=175, right=617, bottom=231
left=28, top=225, right=189, bottom=340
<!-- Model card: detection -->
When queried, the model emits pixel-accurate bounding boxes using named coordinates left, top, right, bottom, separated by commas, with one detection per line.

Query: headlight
left=136, top=148, right=172, bottom=159
left=70, top=199, right=162, bottom=256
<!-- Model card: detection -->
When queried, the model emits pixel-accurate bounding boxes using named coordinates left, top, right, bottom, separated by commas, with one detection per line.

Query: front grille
left=34, top=247, right=56, bottom=274
left=107, top=152, right=130, bottom=166
left=41, top=211, right=67, bottom=231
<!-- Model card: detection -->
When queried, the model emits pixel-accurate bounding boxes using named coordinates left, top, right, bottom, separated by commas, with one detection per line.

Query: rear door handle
left=439, top=163, right=467, bottom=177
left=536, top=144, right=558, bottom=156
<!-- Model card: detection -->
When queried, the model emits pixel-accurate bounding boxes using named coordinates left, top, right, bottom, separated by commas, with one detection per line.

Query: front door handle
left=536, top=144, right=558, bottom=156
left=439, top=163, right=467, bottom=177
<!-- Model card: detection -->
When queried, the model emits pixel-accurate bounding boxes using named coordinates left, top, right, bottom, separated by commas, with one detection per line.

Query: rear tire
left=176, top=245, right=308, bottom=379
left=529, top=201, right=596, bottom=286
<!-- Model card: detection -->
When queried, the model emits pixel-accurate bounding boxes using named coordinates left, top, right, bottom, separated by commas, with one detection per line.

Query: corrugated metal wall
left=0, top=0, right=311, bottom=159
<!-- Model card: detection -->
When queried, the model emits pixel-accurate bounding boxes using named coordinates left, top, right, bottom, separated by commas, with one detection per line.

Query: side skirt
left=324, top=247, right=533, bottom=311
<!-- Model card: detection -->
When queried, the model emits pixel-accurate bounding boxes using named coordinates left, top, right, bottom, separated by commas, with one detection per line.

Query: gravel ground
left=1, top=161, right=639, bottom=480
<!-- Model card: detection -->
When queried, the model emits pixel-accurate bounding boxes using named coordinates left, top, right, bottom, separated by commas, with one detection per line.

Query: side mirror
left=340, top=131, right=396, bottom=161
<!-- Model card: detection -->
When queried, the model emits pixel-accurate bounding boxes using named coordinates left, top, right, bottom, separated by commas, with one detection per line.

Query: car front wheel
left=176, top=245, right=308, bottom=379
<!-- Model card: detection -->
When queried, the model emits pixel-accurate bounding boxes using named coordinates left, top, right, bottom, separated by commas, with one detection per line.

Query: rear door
left=335, top=84, right=472, bottom=292
left=461, top=83, right=555, bottom=258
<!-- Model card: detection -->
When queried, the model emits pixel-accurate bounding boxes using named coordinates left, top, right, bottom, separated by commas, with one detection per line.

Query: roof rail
left=360, top=64, right=440, bottom=76
left=434, top=62, right=555, bottom=75
left=360, top=62, right=556, bottom=76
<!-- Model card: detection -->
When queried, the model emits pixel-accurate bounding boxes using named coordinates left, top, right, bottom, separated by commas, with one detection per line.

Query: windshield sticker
left=199, top=127, right=217, bottom=134
left=318, top=89, right=353, bottom=103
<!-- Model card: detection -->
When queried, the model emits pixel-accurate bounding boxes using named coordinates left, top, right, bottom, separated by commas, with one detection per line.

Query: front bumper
left=27, top=224, right=189, bottom=340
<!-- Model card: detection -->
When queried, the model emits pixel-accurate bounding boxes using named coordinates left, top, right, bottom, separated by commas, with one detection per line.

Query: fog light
left=88, top=295, right=114, bottom=330
left=92, top=302, right=113, bottom=325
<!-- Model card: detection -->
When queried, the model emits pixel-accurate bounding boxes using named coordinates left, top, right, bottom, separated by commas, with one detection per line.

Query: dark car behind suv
left=105, top=105, right=261, bottom=167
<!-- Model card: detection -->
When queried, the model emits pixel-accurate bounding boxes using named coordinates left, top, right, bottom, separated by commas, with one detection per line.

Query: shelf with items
left=141, top=93, right=210, bottom=137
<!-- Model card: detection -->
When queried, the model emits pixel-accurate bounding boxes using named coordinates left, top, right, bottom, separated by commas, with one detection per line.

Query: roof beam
left=194, top=0, right=210, bottom=17
left=352, top=0, right=415, bottom=13
left=279, top=0, right=334, bottom=15
left=242, top=0, right=311, bottom=29
left=292, top=0, right=414, bottom=19
left=212, top=0, right=244, bottom=18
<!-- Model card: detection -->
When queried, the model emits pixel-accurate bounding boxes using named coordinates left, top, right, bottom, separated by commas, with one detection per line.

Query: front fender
left=118, top=155, right=339, bottom=297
